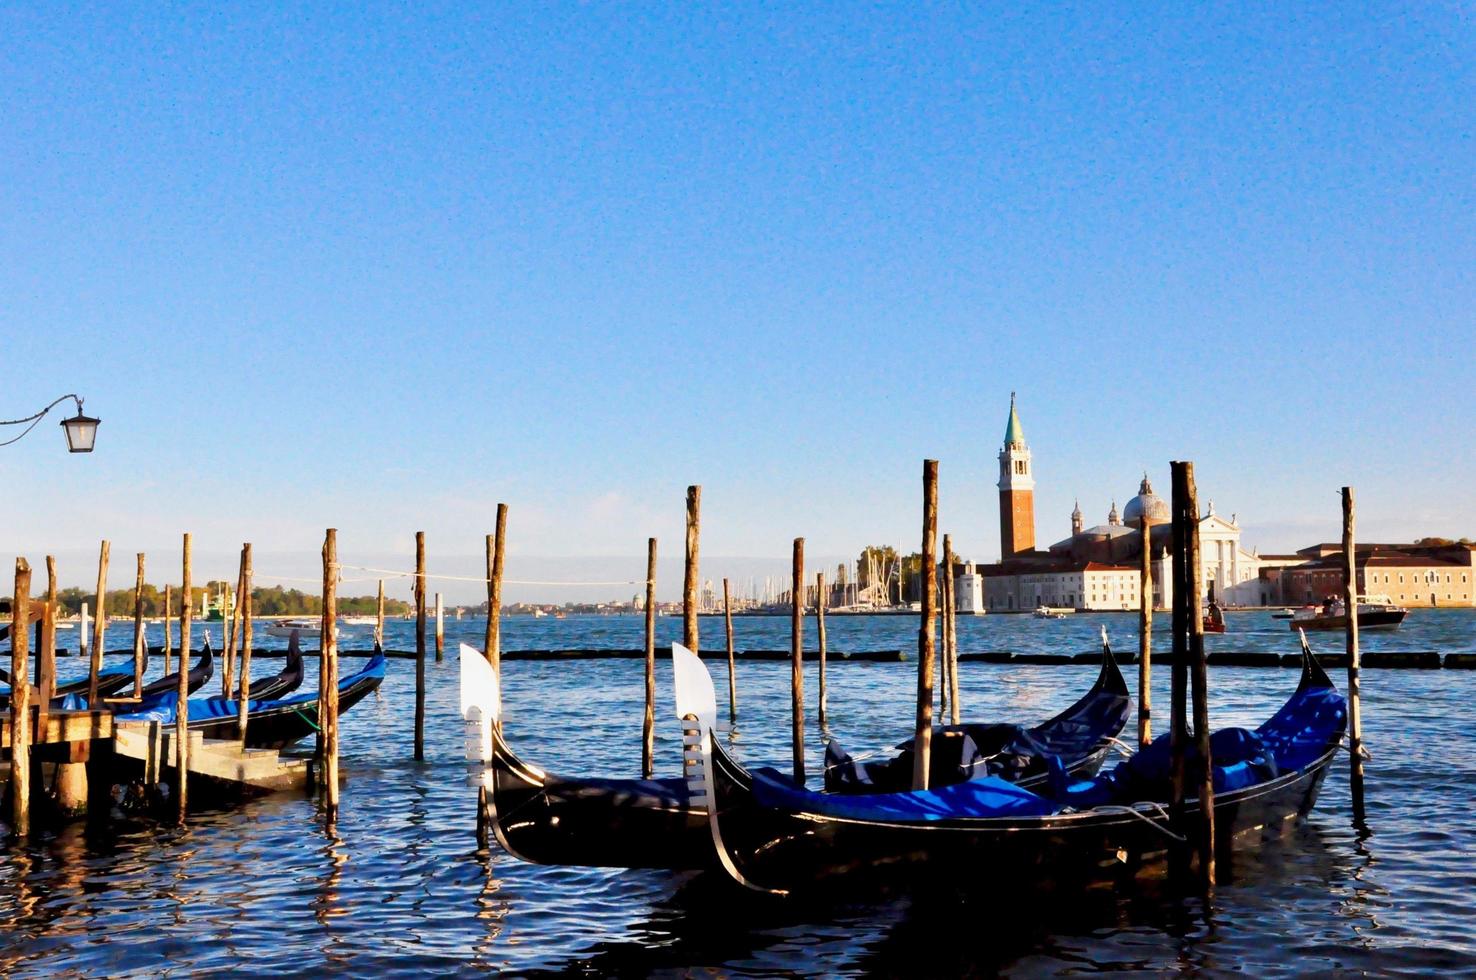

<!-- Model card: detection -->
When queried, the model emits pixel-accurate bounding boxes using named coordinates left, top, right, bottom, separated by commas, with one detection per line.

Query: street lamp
left=1, top=394, right=100, bottom=453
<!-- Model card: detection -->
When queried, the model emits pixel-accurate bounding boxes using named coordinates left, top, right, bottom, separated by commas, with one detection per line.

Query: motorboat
left=1289, top=595, right=1405, bottom=631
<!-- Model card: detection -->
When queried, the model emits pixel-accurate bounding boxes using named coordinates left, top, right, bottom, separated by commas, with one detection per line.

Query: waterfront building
left=953, top=563, right=986, bottom=615
left=1266, top=543, right=1476, bottom=607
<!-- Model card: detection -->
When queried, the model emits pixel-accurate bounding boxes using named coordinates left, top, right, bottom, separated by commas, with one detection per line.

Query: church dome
left=1123, top=474, right=1170, bottom=527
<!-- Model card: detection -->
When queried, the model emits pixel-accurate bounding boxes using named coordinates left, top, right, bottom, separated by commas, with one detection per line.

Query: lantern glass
left=61, top=413, right=100, bottom=453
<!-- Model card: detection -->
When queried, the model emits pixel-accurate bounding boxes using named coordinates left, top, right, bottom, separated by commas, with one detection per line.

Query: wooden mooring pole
left=642, top=536, right=657, bottom=778
left=88, top=540, right=109, bottom=704
left=375, top=580, right=385, bottom=649
left=913, top=460, right=939, bottom=792
left=224, top=549, right=245, bottom=697
left=1342, top=487, right=1366, bottom=823
left=723, top=577, right=736, bottom=725
left=177, top=533, right=192, bottom=821
left=945, top=534, right=960, bottom=725
left=414, top=531, right=426, bottom=762
left=11, top=559, right=32, bottom=838
left=791, top=537, right=805, bottom=783
left=163, top=585, right=173, bottom=674
left=816, top=571, right=828, bottom=730
left=133, top=553, right=146, bottom=698
left=489, top=504, right=507, bottom=678
left=939, top=535, right=952, bottom=722
left=684, top=486, right=700, bottom=654
left=435, top=592, right=444, bottom=662
left=238, top=544, right=253, bottom=743
left=478, top=506, right=508, bottom=846
left=321, top=529, right=340, bottom=822
left=1139, top=514, right=1153, bottom=747
left=38, top=558, right=58, bottom=744
left=1183, top=462, right=1215, bottom=884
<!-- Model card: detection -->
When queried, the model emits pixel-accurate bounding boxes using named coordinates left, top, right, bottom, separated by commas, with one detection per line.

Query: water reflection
left=1, top=614, right=1474, bottom=974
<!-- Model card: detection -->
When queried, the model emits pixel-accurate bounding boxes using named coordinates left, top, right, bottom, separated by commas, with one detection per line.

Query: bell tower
left=997, top=393, right=1036, bottom=557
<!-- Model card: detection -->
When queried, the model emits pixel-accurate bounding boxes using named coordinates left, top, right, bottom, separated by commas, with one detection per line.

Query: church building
left=978, top=397, right=1274, bottom=611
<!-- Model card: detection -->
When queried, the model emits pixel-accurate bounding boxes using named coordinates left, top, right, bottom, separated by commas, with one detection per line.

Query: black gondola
left=0, top=659, right=136, bottom=704
left=115, top=645, right=386, bottom=749
left=136, top=637, right=216, bottom=702
left=674, top=638, right=1347, bottom=895
left=234, top=629, right=307, bottom=702
left=825, top=631, right=1130, bottom=793
left=459, top=637, right=1133, bottom=871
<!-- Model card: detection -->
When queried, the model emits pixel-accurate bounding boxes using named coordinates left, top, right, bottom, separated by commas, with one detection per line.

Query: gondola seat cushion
left=751, top=768, right=1060, bottom=822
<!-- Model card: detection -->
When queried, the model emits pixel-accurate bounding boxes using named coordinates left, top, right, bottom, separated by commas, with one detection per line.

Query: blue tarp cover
left=115, top=652, right=386, bottom=724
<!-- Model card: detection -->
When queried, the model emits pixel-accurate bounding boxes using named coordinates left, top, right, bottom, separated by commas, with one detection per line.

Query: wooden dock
left=113, top=721, right=308, bottom=792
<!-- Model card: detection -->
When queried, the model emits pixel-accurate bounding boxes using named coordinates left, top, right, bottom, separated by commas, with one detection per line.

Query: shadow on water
left=523, top=824, right=1366, bottom=976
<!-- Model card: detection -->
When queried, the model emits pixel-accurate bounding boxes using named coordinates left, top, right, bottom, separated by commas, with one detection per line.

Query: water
left=4, top=610, right=1475, bottom=975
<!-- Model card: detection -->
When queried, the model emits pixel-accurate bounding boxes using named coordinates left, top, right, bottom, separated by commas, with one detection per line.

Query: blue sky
left=2, top=4, right=1472, bottom=601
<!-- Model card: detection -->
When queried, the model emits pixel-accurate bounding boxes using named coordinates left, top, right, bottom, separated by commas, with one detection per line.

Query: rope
left=293, top=708, right=321, bottom=733
left=251, top=563, right=645, bottom=589
left=1088, top=802, right=1188, bottom=842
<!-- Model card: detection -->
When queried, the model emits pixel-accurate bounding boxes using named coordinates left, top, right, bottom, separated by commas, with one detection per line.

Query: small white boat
left=266, top=618, right=322, bottom=638
left=1033, top=605, right=1070, bottom=620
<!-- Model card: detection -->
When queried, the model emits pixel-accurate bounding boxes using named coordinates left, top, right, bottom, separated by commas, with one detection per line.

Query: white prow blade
left=459, top=642, right=500, bottom=766
left=671, top=641, right=717, bottom=735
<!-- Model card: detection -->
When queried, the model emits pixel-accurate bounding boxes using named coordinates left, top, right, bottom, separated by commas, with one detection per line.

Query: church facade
left=978, top=397, right=1277, bottom=610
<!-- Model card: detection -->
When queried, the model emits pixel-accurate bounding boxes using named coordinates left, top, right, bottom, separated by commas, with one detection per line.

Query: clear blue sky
left=2, top=4, right=1472, bottom=601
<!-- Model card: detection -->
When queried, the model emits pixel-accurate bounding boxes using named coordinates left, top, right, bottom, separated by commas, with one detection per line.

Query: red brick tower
left=997, top=393, right=1036, bottom=557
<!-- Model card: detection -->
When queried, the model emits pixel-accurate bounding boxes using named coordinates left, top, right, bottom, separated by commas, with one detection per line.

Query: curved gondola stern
left=671, top=642, right=787, bottom=896
left=1296, top=629, right=1336, bottom=692
left=1096, top=626, right=1130, bottom=698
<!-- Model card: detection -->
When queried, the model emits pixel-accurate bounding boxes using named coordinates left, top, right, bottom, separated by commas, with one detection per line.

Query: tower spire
left=998, top=393, right=1035, bottom=556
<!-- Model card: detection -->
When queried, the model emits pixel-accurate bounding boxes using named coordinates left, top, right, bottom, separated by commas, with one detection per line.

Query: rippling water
left=3, top=609, right=1474, bottom=975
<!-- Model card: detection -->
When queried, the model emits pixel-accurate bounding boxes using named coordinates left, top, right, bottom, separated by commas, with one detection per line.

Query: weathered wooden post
left=177, top=533, right=192, bottom=821
left=642, top=537, right=657, bottom=778
left=237, top=544, right=253, bottom=743
left=375, top=580, right=385, bottom=648
left=414, top=531, right=426, bottom=761
left=684, top=486, right=700, bottom=654
left=133, top=553, right=146, bottom=698
left=163, top=585, right=173, bottom=674
left=224, top=548, right=245, bottom=696
left=488, top=504, right=507, bottom=678
left=791, top=537, right=805, bottom=783
left=945, top=534, right=961, bottom=725
left=435, top=592, right=445, bottom=662
left=1168, top=467, right=1190, bottom=829
left=38, top=557, right=58, bottom=743
left=723, top=577, right=737, bottom=725
left=11, top=559, right=32, bottom=838
left=1182, top=462, right=1215, bottom=884
left=321, top=529, right=340, bottom=821
left=88, top=540, right=110, bottom=703
left=816, top=571, right=828, bottom=729
left=1139, top=513, right=1154, bottom=747
left=913, top=460, right=939, bottom=791
left=1342, top=487, right=1366, bottom=822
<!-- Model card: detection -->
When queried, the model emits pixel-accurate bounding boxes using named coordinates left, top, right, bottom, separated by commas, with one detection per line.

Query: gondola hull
left=187, top=675, right=381, bottom=749
left=484, top=732, right=712, bottom=869
left=708, top=738, right=1335, bottom=892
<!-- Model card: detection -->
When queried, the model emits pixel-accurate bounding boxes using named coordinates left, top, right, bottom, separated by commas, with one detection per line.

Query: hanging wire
left=0, top=394, right=84, bottom=447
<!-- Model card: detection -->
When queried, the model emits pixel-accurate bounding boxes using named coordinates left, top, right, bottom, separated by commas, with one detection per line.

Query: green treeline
left=36, top=583, right=412, bottom=618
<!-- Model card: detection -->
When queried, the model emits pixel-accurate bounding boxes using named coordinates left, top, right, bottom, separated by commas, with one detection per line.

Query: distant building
left=977, top=396, right=1291, bottom=610
left=1267, top=543, right=1476, bottom=607
left=954, top=563, right=986, bottom=615
left=997, top=393, right=1036, bottom=557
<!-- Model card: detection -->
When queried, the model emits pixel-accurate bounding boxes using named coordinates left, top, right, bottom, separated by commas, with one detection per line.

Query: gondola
left=0, top=659, right=136, bottom=704
left=115, top=644, right=386, bottom=749
left=675, top=637, right=1347, bottom=894
left=232, top=629, right=307, bottom=702
left=136, top=637, right=216, bottom=702
left=459, top=636, right=1134, bottom=871
left=825, top=630, right=1130, bottom=793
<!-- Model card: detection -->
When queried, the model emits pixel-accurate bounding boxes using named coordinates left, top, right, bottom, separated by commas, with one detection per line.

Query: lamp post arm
left=0, top=394, right=86, bottom=447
